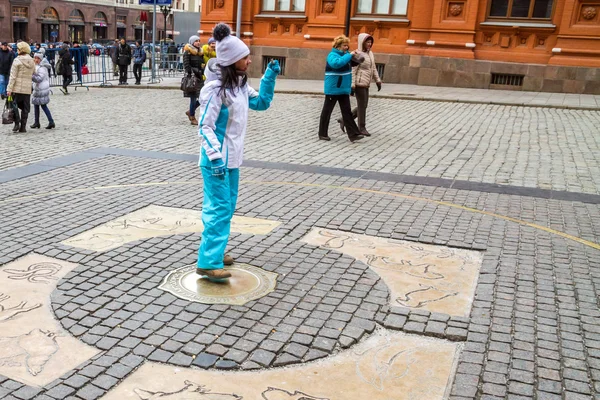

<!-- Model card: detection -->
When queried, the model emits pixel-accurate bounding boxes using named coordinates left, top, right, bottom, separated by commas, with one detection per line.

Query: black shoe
left=135, top=82, right=141, bottom=85
left=319, top=136, right=331, bottom=141
left=0, top=94, right=5, bottom=100
left=338, top=119, right=345, bottom=133
left=45, top=122, right=55, bottom=130
left=360, top=128, right=371, bottom=137
left=30, top=122, right=41, bottom=129
left=18, top=126, right=26, bottom=133
left=12, top=123, right=20, bottom=132
left=122, top=82, right=129, bottom=85
left=349, top=134, right=365, bottom=143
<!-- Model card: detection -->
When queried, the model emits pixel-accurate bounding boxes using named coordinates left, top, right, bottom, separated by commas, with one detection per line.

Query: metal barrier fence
left=39, top=46, right=184, bottom=89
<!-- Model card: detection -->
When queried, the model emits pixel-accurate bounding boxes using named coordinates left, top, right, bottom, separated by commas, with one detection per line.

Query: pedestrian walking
left=201, top=37, right=217, bottom=81
left=57, top=43, right=73, bottom=95
left=318, top=35, right=365, bottom=142
left=0, top=42, right=16, bottom=100
left=132, top=41, right=146, bottom=85
left=6, top=42, right=34, bottom=132
left=196, top=23, right=280, bottom=281
left=30, top=52, right=55, bottom=130
left=72, top=41, right=88, bottom=83
left=183, top=35, right=204, bottom=125
left=117, top=38, right=132, bottom=85
left=167, top=42, right=178, bottom=71
left=110, top=39, right=119, bottom=77
left=338, top=33, right=382, bottom=137
left=47, top=44, right=56, bottom=77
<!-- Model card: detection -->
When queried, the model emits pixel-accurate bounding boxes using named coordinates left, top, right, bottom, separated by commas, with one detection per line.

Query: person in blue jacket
left=318, top=35, right=365, bottom=142
left=196, top=23, right=280, bottom=281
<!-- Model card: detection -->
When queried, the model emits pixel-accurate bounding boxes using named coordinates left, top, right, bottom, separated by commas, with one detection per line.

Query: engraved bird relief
left=365, top=255, right=444, bottom=280
left=318, top=230, right=375, bottom=250
left=0, top=293, right=41, bottom=322
left=4, top=262, right=62, bottom=284
left=354, top=339, right=419, bottom=391
left=107, top=217, right=197, bottom=232
left=261, top=387, right=330, bottom=400
left=0, top=329, right=59, bottom=376
left=134, top=380, right=242, bottom=400
left=396, top=284, right=459, bottom=308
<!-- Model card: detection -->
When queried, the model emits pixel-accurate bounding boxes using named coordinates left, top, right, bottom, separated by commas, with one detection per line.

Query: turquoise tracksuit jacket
left=324, top=48, right=353, bottom=96
left=198, top=61, right=277, bottom=169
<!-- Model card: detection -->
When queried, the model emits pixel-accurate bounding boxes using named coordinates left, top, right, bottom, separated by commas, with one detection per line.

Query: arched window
left=69, top=9, right=85, bottom=22
left=94, top=11, right=108, bottom=25
left=41, top=7, right=59, bottom=21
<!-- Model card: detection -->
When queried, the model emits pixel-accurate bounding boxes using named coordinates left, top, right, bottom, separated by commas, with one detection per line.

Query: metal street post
left=344, top=0, right=352, bottom=37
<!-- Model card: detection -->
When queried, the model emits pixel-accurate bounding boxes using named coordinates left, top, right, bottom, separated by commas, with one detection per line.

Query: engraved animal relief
left=0, top=329, right=59, bottom=376
left=396, top=284, right=459, bottom=308
left=107, top=216, right=198, bottom=232
left=354, top=339, right=419, bottom=391
left=4, top=262, right=62, bottom=284
left=365, top=255, right=444, bottom=280
left=318, top=230, right=375, bottom=250
left=408, top=245, right=471, bottom=271
left=134, top=380, right=242, bottom=399
left=66, top=232, right=127, bottom=250
left=0, top=293, right=41, bottom=322
left=261, top=387, right=330, bottom=400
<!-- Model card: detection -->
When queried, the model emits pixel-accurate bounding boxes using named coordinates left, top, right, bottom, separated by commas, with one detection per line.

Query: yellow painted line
left=1, top=179, right=598, bottom=251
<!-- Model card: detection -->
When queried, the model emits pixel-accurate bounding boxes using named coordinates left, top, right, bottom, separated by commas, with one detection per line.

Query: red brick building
left=200, top=0, right=600, bottom=93
left=0, top=0, right=167, bottom=44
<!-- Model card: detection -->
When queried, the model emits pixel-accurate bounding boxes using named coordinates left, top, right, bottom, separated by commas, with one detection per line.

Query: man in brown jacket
left=7, top=42, right=34, bottom=132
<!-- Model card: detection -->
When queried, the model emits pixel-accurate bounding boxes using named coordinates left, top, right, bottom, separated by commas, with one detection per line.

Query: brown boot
left=196, top=268, right=232, bottom=281
left=190, top=116, right=198, bottom=125
left=223, top=255, right=234, bottom=266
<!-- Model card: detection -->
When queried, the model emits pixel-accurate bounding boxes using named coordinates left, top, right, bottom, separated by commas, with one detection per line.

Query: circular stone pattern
left=52, top=235, right=389, bottom=370
left=160, top=264, right=278, bottom=306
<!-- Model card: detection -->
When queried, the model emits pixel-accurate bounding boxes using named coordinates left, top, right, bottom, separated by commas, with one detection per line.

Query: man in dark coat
left=167, top=42, right=178, bottom=71
left=0, top=42, right=15, bottom=99
left=117, top=38, right=132, bottom=85
left=58, top=43, right=74, bottom=95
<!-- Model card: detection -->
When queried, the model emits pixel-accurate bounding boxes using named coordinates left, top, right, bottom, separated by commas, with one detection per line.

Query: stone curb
left=90, top=84, right=600, bottom=111
left=380, top=306, right=469, bottom=342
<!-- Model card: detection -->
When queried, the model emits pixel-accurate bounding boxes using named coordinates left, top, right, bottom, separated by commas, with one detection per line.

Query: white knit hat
left=213, top=23, right=249, bottom=67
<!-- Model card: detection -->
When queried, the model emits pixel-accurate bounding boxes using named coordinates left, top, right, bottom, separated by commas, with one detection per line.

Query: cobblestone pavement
left=1, top=88, right=600, bottom=194
left=0, top=88, right=599, bottom=400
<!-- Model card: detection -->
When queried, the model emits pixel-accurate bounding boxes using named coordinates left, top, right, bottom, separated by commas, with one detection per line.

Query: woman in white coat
left=30, top=52, right=55, bottom=129
left=339, top=33, right=382, bottom=137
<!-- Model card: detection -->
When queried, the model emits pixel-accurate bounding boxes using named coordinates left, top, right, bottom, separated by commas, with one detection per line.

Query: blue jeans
left=0, top=74, right=8, bottom=96
left=198, top=167, right=239, bottom=270
left=34, top=104, right=54, bottom=124
left=189, top=95, right=199, bottom=116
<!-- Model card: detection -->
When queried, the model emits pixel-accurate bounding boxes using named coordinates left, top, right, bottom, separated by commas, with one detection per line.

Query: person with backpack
left=117, top=38, right=132, bottom=85
left=195, top=24, right=280, bottom=281
left=132, top=41, right=146, bottom=85
left=30, top=52, right=55, bottom=130
left=183, top=35, right=204, bottom=125
left=57, top=43, right=73, bottom=95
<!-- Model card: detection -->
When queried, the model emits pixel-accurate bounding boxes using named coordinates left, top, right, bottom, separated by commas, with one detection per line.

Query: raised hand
left=268, top=59, right=281, bottom=75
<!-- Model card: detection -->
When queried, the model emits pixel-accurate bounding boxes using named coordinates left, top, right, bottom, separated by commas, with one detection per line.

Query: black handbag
left=180, top=73, right=200, bottom=93
left=2, top=96, right=18, bottom=125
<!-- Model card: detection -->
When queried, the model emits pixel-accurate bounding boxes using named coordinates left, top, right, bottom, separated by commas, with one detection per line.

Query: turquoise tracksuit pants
left=197, top=167, right=239, bottom=270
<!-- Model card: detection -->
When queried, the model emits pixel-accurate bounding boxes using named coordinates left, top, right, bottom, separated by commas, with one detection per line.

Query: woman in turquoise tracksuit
left=318, top=35, right=365, bottom=143
left=196, top=23, right=280, bottom=281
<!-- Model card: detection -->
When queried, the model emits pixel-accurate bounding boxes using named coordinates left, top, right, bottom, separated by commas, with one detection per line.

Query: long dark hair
left=218, top=63, right=247, bottom=97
